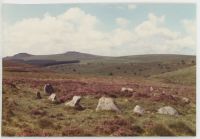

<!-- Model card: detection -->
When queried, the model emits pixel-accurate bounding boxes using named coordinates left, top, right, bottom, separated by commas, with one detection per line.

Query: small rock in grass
left=36, top=91, right=42, bottom=99
left=121, top=87, right=134, bottom=93
left=182, top=97, right=190, bottom=104
left=133, top=105, right=145, bottom=115
left=150, top=86, right=154, bottom=92
left=158, top=106, right=179, bottom=116
left=65, top=96, right=83, bottom=110
left=48, top=93, right=58, bottom=102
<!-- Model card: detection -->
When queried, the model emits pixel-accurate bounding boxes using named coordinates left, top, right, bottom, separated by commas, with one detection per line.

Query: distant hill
left=3, top=51, right=196, bottom=77
left=116, top=54, right=195, bottom=63
left=12, top=53, right=32, bottom=59
left=4, top=51, right=195, bottom=64
left=4, top=53, right=32, bottom=60
left=4, top=51, right=107, bottom=62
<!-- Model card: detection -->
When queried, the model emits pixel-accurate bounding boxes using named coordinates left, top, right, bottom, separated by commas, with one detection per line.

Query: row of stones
left=39, top=84, right=186, bottom=116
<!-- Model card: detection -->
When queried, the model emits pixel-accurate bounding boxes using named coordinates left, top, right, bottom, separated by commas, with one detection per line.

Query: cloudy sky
left=2, top=3, right=196, bottom=56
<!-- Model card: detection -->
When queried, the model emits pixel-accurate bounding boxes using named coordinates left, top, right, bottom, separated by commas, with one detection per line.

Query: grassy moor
left=2, top=52, right=196, bottom=136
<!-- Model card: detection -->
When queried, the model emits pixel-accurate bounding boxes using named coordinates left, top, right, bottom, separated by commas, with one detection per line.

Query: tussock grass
left=2, top=68, right=196, bottom=136
left=168, top=121, right=195, bottom=136
left=144, top=123, right=174, bottom=136
left=2, top=88, right=195, bottom=136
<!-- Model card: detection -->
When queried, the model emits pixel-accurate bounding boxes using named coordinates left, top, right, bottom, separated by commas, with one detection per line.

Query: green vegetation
left=2, top=54, right=196, bottom=136
left=151, top=66, right=196, bottom=85
left=2, top=83, right=196, bottom=136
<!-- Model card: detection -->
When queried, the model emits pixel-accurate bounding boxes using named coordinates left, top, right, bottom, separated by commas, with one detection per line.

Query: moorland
left=2, top=51, right=196, bottom=136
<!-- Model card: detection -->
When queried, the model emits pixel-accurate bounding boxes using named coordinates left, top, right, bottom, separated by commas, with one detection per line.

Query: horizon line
left=4, top=51, right=196, bottom=58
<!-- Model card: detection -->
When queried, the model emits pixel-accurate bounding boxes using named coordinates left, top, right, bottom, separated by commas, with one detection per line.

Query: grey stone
left=65, top=96, right=83, bottom=110
left=121, top=87, right=133, bottom=93
left=48, top=93, right=57, bottom=102
left=96, top=97, right=120, bottom=112
left=133, top=105, right=145, bottom=115
left=44, top=84, right=54, bottom=95
left=150, top=86, right=154, bottom=92
left=182, top=97, right=190, bottom=104
left=36, top=91, right=42, bottom=99
left=158, top=106, right=179, bottom=116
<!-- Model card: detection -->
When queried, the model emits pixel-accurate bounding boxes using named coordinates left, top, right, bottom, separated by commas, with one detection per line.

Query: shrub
left=145, top=123, right=174, bottom=136
left=111, top=127, right=134, bottom=136
left=17, top=128, right=40, bottom=136
left=191, top=60, right=195, bottom=64
left=2, top=127, right=16, bottom=136
left=116, top=67, right=121, bottom=70
left=139, top=69, right=143, bottom=72
left=109, top=72, right=113, bottom=76
left=17, top=128, right=54, bottom=136
left=168, top=121, right=195, bottom=136
left=181, top=60, right=185, bottom=65
left=31, top=109, right=47, bottom=116
left=38, top=118, right=54, bottom=129
left=132, top=125, right=144, bottom=135
left=95, top=118, right=143, bottom=136
left=39, top=130, right=54, bottom=136
left=62, top=126, right=91, bottom=136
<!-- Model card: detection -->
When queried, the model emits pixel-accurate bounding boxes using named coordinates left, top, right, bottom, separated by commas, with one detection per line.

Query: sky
left=2, top=3, right=196, bottom=56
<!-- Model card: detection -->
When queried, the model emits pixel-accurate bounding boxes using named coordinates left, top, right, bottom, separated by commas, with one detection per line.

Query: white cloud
left=3, top=8, right=111, bottom=56
left=135, top=13, right=179, bottom=39
left=116, top=4, right=136, bottom=10
left=182, top=19, right=196, bottom=36
left=128, top=4, right=137, bottom=10
left=116, top=6, right=125, bottom=10
left=3, top=8, right=196, bottom=57
left=115, top=17, right=129, bottom=27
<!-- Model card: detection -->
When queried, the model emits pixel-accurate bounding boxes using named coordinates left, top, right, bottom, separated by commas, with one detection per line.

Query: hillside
left=3, top=52, right=196, bottom=77
left=46, top=54, right=195, bottom=77
left=3, top=52, right=196, bottom=67
left=150, top=66, right=196, bottom=85
left=5, top=51, right=107, bottom=62
left=4, top=53, right=33, bottom=60
left=2, top=64, right=196, bottom=136
left=2, top=52, right=196, bottom=136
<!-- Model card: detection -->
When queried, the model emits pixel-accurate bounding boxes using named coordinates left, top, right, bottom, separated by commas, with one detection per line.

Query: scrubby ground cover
left=2, top=63, right=196, bottom=136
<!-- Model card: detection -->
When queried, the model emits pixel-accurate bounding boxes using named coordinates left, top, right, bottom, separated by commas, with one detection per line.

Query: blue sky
left=2, top=3, right=196, bottom=56
left=3, top=4, right=195, bottom=32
